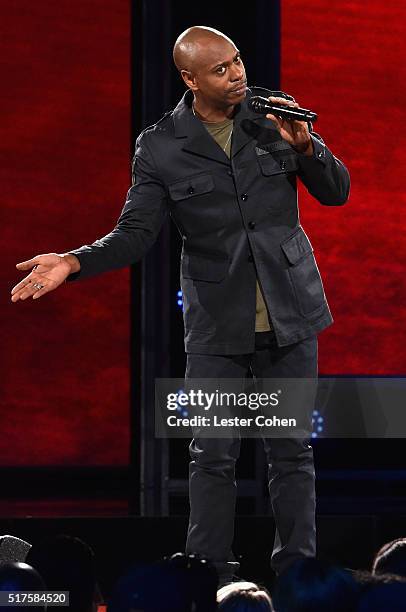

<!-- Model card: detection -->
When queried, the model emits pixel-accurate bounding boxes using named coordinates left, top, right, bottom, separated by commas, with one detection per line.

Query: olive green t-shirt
left=200, top=116, right=272, bottom=332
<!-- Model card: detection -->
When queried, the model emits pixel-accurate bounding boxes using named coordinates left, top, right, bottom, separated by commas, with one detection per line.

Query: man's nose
left=230, top=64, right=244, bottom=82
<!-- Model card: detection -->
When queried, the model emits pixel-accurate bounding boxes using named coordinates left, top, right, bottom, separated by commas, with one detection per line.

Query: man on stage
left=11, top=26, right=350, bottom=586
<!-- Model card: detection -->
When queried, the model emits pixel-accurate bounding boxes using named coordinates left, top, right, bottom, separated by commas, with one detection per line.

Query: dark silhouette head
left=372, top=538, right=406, bottom=578
left=272, top=558, right=359, bottom=612
left=26, top=534, right=99, bottom=612
left=109, top=553, right=217, bottom=612
left=356, top=581, right=406, bottom=612
left=217, top=581, right=274, bottom=611
left=0, top=561, right=46, bottom=612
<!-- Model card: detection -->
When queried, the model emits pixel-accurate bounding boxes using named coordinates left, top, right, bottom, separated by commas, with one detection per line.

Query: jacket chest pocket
left=168, top=172, right=214, bottom=200
left=257, top=153, right=299, bottom=176
left=280, top=227, right=327, bottom=317
left=168, top=172, right=226, bottom=232
left=256, top=153, right=299, bottom=214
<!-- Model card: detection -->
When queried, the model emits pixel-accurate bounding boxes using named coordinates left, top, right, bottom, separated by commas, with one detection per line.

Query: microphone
left=248, top=96, right=318, bottom=123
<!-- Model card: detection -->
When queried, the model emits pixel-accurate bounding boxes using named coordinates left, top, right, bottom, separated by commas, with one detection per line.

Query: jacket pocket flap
left=182, top=251, right=229, bottom=282
left=169, top=173, right=214, bottom=201
left=258, top=154, right=299, bottom=176
left=280, top=228, right=313, bottom=265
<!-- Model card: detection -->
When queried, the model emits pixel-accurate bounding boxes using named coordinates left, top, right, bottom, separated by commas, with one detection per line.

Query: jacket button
left=248, top=221, right=256, bottom=230
left=248, top=254, right=254, bottom=262
left=227, top=169, right=233, bottom=176
left=241, top=193, right=248, bottom=201
left=187, top=186, right=195, bottom=194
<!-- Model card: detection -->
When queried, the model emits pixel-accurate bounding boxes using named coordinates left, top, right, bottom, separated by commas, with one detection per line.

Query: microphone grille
left=248, top=96, right=267, bottom=114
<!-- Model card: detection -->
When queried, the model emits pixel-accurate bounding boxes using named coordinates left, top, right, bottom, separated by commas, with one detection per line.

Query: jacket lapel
left=231, top=88, right=282, bottom=157
left=172, top=90, right=230, bottom=166
left=230, top=90, right=258, bottom=158
left=172, top=88, right=279, bottom=163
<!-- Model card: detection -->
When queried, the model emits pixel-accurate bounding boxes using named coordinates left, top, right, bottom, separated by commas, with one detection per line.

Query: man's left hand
left=266, top=96, right=314, bottom=156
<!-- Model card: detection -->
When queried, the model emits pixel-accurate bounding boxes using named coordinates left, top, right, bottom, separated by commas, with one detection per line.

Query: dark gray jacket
left=67, top=86, right=350, bottom=354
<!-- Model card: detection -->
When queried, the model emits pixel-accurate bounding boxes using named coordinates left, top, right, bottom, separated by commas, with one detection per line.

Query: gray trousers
left=184, top=330, right=317, bottom=582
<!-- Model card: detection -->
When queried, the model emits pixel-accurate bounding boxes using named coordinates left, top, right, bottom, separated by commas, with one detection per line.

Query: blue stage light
left=176, top=289, right=184, bottom=310
left=312, top=408, right=324, bottom=438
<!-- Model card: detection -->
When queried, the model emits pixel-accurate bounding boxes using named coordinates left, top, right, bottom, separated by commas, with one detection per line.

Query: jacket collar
left=172, top=87, right=266, bottom=164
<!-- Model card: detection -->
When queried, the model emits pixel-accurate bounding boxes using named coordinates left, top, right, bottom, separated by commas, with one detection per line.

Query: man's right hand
left=11, top=253, right=80, bottom=302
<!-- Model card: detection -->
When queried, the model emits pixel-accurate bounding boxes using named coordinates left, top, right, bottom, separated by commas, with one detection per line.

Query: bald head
left=173, top=26, right=236, bottom=74
left=172, top=26, right=246, bottom=118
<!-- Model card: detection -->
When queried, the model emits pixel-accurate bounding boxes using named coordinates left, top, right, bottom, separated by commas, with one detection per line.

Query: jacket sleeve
left=295, top=131, right=350, bottom=206
left=66, top=132, right=168, bottom=281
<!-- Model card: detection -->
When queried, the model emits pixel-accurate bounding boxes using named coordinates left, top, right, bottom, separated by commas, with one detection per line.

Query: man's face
left=185, top=39, right=247, bottom=107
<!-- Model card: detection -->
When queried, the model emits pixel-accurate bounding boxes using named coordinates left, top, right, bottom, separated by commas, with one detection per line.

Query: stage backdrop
left=2, top=2, right=405, bottom=468
left=282, top=0, right=406, bottom=374
left=1, top=1, right=131, bottom=465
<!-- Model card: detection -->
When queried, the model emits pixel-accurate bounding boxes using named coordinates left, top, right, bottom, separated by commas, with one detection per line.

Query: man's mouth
left=229, top=80, right=247, bottom=94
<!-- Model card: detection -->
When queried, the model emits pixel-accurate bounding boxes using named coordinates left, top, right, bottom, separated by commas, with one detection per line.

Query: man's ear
left=181, top=69, right=198, bottom=92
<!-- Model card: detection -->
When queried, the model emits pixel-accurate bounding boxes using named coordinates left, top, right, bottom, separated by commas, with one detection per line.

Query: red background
left=1, top=1, right=130, bottom=466
left=1, top=2, right=405, bottom=467
left=282, top=0, right=406, bottom=374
